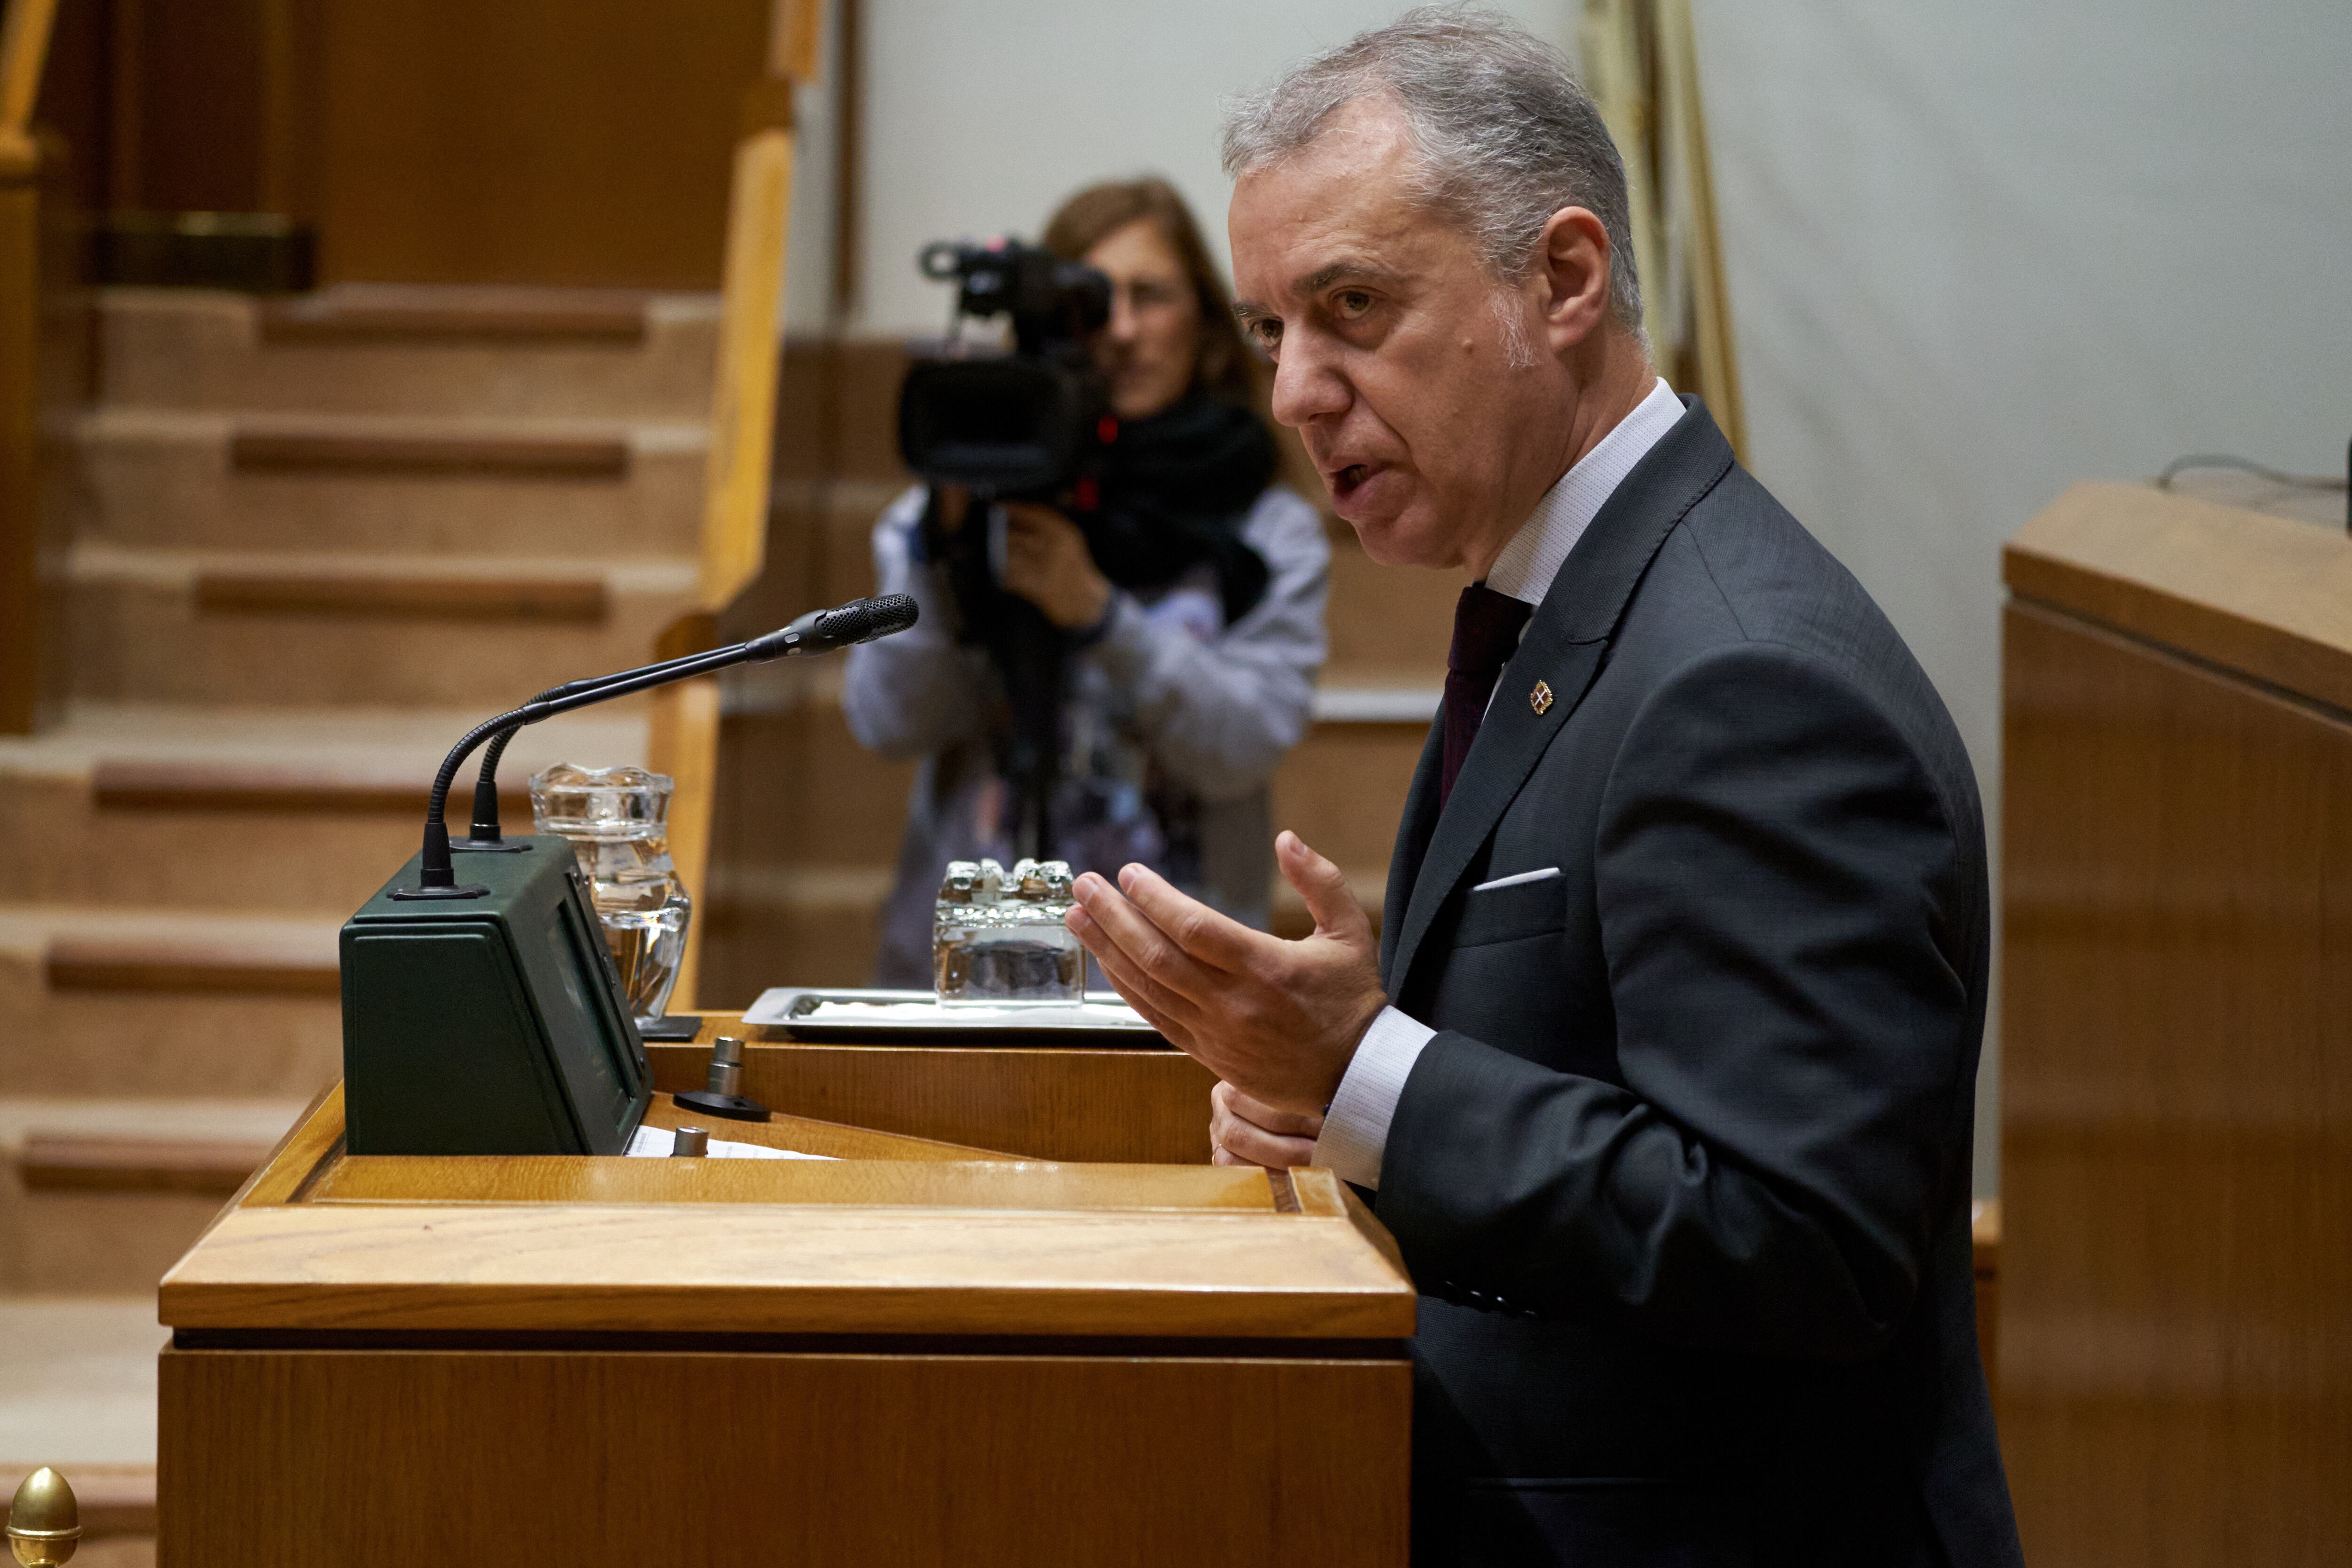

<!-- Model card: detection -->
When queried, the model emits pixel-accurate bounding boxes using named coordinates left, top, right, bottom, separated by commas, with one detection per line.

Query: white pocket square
left=1472, top=866, right=1562, bottom=893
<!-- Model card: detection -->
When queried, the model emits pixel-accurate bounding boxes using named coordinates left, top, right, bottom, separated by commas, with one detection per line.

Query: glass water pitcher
left=529, top=763, right=691, bottom=1024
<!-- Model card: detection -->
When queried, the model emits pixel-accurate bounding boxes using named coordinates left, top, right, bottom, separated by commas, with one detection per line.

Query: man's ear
left=1535, top=206, right=1615, bottom=353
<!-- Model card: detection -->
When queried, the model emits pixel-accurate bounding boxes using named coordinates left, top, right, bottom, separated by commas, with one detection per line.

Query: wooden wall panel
left=28, top=0, right=111, bottom=211
left=115, top=0, right=271, bottom=212
left=2001, top=599, right=2352, bottom=1568
left=160, top=1346, right=1411, bottom=1565
left=314, top=0, right=770, bottom=287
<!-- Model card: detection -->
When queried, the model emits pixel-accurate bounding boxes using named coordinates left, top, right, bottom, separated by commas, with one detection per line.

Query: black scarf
left=1081, top=393, right=1277, bottom=623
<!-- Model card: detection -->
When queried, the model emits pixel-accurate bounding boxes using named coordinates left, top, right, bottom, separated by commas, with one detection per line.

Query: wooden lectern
left=2002, top=483, right=2352, bottom=1566
left=156, top=1027, right=1414, bottom=1565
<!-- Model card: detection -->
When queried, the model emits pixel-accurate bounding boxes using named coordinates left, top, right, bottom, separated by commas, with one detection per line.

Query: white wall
left=779, top=0, right=845, bottom=333
left=848, top=0, right=1575, bottom=335
left=1694, top=0, right=2352, bottom=1190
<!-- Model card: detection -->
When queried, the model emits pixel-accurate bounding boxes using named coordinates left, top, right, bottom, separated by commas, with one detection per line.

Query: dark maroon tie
left=1440, top=583, right=1534, bottom=808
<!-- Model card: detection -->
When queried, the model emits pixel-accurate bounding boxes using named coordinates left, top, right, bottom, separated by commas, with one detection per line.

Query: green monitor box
left=341, top=837, right=652, bottom=1156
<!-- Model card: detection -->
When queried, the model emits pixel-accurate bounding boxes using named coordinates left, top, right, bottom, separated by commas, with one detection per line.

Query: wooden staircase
left=0, top=284, right=716, bottom=1534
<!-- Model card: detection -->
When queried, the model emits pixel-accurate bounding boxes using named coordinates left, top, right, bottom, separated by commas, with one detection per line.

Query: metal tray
left=741, top=987, right=1168, bottom=1046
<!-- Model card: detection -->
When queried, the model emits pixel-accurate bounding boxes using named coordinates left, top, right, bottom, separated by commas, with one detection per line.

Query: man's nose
left=1268, top=339, right=1349, bottom=428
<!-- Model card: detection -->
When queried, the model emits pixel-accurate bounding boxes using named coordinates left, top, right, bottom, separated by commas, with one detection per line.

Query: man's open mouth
left=1334, top=462, right=1373, bottom=497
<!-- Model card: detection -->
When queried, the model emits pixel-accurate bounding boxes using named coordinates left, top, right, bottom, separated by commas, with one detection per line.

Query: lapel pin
left=1530, top=679, right=1555, bottom=715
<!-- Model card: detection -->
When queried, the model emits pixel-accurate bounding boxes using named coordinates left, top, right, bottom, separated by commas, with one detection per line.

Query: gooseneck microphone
left=455, top=594, right=922, bottom=849
left=458, top=599, right=892, bottom=847
left=396, top=593, right=917, bottom=899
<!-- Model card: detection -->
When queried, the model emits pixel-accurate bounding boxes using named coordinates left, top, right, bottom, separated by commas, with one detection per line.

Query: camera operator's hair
left=1042, top=177, right=1260, bottom=408
left=1219, top=6, right=1642, bottom=333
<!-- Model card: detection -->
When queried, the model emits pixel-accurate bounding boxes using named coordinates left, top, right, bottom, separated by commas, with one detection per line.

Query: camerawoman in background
left=845, top=177, right=1331, bottom=987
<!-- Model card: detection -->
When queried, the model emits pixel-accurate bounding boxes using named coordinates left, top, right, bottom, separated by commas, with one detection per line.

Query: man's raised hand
left=1066, top=830, right=1387, bottom=1117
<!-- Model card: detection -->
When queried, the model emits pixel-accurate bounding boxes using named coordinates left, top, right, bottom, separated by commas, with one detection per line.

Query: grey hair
left=1221, top=6, right=1643, bottom=334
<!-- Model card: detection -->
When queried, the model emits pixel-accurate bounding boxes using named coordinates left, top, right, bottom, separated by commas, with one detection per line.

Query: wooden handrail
left=651, top=0, right=825, bottom=1006
left=697, top=0, right=821, bottom=613
left=0, top=0, right=61, bottom=147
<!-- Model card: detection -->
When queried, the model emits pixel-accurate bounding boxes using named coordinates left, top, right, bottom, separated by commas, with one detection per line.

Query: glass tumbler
left=529, top=763, right=692, bottom=1024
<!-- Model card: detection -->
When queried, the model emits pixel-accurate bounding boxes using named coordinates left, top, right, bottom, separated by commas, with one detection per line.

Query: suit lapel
left=1385, top=398, right=1736, bottom=994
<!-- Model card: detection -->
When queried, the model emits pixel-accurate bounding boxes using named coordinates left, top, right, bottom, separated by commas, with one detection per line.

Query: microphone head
left=816, top=593, right=918, bottom=647
left=751, top=594, right=921, bottom=662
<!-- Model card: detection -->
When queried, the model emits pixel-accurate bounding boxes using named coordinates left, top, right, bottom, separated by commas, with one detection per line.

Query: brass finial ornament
left=6, top=1468, right=80, bottom=1567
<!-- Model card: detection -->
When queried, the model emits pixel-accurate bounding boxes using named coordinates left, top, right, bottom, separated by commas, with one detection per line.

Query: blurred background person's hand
left=999, top=503, right=1111, bottom=630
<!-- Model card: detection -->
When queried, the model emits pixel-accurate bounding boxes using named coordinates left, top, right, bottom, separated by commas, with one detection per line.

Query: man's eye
left=1248, top=320, right=1282, bottom=351
left=1333, top=291, right=1374, bottom=319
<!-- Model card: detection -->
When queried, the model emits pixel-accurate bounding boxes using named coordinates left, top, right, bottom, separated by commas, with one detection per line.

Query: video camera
left=897, top=238, right=1113, bottom=496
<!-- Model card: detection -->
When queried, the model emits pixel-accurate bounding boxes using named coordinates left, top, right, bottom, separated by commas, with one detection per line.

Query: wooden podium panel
left=157, top=1085, right=1414, bottom=1565
left=162, top=1348, right=1405, bottom=1562
left=644, top=1012, right=1221, bottom=1164
left=2002, top=483, right=2352, bottom=1567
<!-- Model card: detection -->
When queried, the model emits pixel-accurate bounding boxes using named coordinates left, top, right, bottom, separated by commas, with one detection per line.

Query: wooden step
left=1, top=1102, right=310, bottom=1292
left=98, top=286, right=720, bottom=420
left=17, top=1134, right=271, bottom=1196
left=72, top=408, right=705, bottom=558
left=259, top=283, right=652, bottom=345
left=228, top=427, right=631, bottom=481
left=0, top=1298, right=175, bottom=1518
left=67, top=550, right=694, bottom=706
left=0, top=913, right=342, bottom=1096
left=20, top=773, right=468, bottom=911
left=90, top=760, right=532, bottom=817
left=192, top=570, right=609, bottom=624
left=44, top=933, right=339, bottom=998
left=4, top=704, right=644, bottom=913
left=0, top=1299, right=169, bottom=1497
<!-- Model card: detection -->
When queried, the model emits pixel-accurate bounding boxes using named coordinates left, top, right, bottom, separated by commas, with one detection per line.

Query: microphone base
left=451, top=837, right=532, bottom=853
left=388, top=883, right=491, bottom=901
left=671, top=1090, right=772, bottom=1124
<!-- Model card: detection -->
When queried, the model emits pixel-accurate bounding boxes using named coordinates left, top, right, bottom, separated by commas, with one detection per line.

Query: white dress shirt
left=1310, top=377, right=1686, bottom=1189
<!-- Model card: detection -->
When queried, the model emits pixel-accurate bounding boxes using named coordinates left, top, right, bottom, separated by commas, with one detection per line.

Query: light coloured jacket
left=843, top=483, right=1330, bottom=986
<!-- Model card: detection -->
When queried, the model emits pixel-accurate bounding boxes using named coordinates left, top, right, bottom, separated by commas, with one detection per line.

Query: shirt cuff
left=1311, top=1006, right=1436, bottom=1190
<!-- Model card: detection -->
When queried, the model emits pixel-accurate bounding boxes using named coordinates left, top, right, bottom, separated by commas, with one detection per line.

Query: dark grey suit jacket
left=1374, top=401, right=2023, bottom=1567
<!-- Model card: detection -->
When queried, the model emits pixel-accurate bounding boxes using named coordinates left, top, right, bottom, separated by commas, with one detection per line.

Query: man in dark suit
left=1065, top=10, right=2023, bottom=1565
